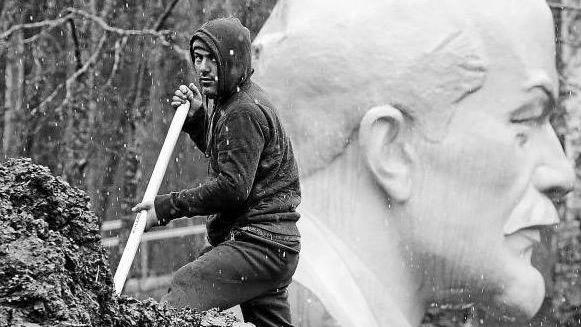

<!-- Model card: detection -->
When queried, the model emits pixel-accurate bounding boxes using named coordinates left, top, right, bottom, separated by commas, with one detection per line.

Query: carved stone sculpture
left=253, top=0, right=575, bottom=325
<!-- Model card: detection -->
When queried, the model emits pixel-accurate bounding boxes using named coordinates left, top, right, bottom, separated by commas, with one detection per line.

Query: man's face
left=192, top=39, right=218, bottom=98
left=403, top=3, right=574, bottom=320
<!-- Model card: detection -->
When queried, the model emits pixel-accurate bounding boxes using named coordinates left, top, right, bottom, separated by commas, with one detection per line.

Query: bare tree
left=1, top=1, right=25, bottom=158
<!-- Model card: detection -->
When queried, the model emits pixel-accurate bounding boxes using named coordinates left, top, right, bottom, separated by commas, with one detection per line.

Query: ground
left=0, top=158, right=249, bottom=327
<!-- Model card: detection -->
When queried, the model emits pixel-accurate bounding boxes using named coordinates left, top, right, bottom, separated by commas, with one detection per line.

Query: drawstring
left=204, top=97, right=216, bottom=175
left=204, top=97, right=213, bottom=158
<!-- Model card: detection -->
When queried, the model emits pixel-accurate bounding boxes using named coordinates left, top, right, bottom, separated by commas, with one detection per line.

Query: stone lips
left=0, top=158, right=241, bottom=327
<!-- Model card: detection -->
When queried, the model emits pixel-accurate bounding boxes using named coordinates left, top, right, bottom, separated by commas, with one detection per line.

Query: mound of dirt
left=0, top=158, right=246, bottom=327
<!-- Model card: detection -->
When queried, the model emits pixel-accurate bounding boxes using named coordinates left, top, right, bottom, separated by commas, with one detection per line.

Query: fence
left=101, top=217, right=207, bottom=296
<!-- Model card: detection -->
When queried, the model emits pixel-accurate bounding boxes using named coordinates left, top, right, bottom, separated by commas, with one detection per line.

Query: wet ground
left=0, top=158, right=244, bottom=327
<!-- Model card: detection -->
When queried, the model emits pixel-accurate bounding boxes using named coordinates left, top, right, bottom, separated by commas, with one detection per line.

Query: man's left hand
left=131, top=200, right=159, bottom=232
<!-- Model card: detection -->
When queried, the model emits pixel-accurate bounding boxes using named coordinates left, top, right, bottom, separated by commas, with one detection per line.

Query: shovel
left=113, top=101, right=190, bottom=295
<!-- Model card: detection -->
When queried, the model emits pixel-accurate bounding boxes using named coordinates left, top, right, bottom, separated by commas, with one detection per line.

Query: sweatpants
left=161, top=227, right=300, bottom=327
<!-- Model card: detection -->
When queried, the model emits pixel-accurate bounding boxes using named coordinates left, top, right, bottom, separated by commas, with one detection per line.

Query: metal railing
left=101, top=220, right=206, bottom=247
left=101, top=218, right=207, bottom=294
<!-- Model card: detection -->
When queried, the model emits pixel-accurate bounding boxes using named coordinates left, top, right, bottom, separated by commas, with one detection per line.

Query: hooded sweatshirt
left=154, top=17, right=301, bottom=243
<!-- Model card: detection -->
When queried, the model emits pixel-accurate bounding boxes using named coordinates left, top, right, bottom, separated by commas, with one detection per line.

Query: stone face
left=254, top=0, right=571, bottom=326
left=0, top=158, right=242, bottom=327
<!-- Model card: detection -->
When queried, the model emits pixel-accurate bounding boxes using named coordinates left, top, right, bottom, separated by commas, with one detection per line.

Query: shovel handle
left=113, top=101, right=190, bottom=295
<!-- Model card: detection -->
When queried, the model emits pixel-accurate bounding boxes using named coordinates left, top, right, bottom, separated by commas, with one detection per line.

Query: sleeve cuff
left=154, top=193, right=182, bottom=226
left=182, top=104, right=205, bottom=133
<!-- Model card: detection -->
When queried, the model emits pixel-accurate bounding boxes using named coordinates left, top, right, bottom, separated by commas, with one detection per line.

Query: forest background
left=1, top=0, right=581, bottom=326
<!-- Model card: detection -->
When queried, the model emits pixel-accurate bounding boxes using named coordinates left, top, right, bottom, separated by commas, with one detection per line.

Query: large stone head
left=254, top=0, right=574, bottom=323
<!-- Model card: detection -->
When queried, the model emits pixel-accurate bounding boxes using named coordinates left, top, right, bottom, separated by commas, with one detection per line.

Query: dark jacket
left=154, top=18, right=301, bottom=245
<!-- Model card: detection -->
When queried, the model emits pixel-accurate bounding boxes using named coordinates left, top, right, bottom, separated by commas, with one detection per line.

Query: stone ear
left=358, top=105, right=413, bottom=203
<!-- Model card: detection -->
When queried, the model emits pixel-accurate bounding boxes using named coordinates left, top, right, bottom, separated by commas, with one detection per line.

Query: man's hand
left=171, top=83, right=203, bottom=118
left=131, top=200, right=159, bottom=232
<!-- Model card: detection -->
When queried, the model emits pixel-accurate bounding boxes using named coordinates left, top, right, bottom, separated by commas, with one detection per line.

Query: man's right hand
left=171, top=83, right=203, bottom=117
left=130, top=200, right=159, bottom=232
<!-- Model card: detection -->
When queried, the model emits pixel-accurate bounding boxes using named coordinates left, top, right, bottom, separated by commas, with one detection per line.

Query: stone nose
left=531, top=123, right=574, bottom=201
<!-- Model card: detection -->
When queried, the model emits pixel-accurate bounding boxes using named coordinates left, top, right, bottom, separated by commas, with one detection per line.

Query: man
left=252, top=0, right=574, bottom=326
left=132, top=17, right=301, bottom=327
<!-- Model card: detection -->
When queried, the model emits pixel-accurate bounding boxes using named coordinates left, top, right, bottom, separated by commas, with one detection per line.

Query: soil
left=0, top=158, right=246, bottom=327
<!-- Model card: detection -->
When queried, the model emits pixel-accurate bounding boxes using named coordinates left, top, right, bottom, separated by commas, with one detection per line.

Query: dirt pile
left=0, top=158, right=245, bottom=327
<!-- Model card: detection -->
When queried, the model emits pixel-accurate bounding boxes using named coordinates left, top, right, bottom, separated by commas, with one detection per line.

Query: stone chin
left=488, top=263, right=546, bottom=322
left=426, top=250, right=546, bottom=323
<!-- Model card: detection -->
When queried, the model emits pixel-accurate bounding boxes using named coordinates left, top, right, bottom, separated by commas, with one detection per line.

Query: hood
left=190, top=17, right=254, bottom=99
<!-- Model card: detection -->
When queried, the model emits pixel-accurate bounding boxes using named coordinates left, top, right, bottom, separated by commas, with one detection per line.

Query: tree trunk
left=82, top=0, right=102, bottom=218
left=62, top=0, right=105, bottom=190
left=2, top=20, right=25, bottom=158
left=60, top=20, right=88, bottom=187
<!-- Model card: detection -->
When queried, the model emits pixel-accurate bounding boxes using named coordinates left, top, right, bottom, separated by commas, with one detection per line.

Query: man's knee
left=240, top=287, right=293, bottom=327
left=173, top=261, right=203, bottom=287
left=161, top=286, right=188, bottom=309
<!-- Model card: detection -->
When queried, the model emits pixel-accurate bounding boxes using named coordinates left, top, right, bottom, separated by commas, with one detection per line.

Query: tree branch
left=1, top=7, right=189, bottom=60
left=0, top=12, right=74, bottom=40
left=64, top=7, right=173, bottom=40
left=105, top=38, right=123, bottom=86
left=30, top=33, right=107, bottom=118
left=1, top=7, right=171, bottom=43
left=64, top=6, right=187, bottom=59
left=23, top=29, right=50, bottom=44
left=68, top=18, right=82, bottom=70
left=153, top=0, right=181, bottom=31
left=548, top=1, right=581, bottom=11
left=21, top=3, right=192, bottom=119
left=557, top=37, right=581, bottom=48
left=99, top=0, right=115, bottom=20
left=105, top=0, right=187, bottom=85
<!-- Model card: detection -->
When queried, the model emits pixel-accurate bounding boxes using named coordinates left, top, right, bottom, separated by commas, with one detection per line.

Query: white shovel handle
left=113, top=101, right=190, bottom=295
